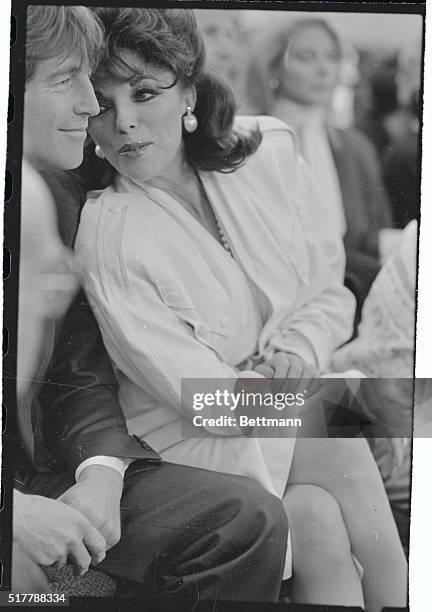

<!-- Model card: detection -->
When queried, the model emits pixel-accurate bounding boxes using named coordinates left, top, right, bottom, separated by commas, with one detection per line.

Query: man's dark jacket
left=17, top=170, right=159, bottom=489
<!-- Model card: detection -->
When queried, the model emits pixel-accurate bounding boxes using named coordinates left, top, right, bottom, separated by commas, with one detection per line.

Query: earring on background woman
left=95, top=144, right=105, bottom=159
left=183, top=106, right=198, bottom=133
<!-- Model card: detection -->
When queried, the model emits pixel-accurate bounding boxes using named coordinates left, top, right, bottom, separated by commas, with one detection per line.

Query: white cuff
left=75, top=456, right=132, bottom=481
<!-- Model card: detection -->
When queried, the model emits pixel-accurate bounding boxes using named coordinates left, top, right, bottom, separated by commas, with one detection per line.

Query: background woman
left=247, top=18, right=394, bottom=325
left=75, top=9, right=407, bottom=609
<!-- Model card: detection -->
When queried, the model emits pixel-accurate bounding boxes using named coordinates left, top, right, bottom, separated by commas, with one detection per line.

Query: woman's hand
left=253, top=352, right=317, bottom=397
left=254, top=352, right=316, bottom=380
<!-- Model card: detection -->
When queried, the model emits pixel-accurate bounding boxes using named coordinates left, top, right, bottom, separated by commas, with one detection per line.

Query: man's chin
left=31, top=154, right=84, bottom=172
left=54, top=153, right=84, bottom=171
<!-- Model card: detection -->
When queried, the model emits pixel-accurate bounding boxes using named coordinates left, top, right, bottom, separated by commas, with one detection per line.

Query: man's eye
left=56, top=77, right=72, bottom=87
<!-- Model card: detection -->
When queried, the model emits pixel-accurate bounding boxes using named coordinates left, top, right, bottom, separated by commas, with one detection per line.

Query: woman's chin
left=118, top=162, right=153, bottom=184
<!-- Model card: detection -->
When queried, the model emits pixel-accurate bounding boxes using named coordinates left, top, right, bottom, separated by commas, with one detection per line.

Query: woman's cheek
left=88, top=123, right=106, bottom=148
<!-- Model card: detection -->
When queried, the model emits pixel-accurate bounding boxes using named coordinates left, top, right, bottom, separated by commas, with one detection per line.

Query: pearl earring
left=95, top=144, right=105, bottom=159
left=183, top=106, right=198, bottom=133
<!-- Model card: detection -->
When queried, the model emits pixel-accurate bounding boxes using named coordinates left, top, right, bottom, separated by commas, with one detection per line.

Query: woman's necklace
left=209, top=205, right=234, bottom=258
left=175, top=171, right=234, bottom=259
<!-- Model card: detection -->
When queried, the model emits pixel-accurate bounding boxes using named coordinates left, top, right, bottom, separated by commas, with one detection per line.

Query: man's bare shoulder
left=21, top=160, right=59, bottom=238
left=22, top=160, right=55, bottom=207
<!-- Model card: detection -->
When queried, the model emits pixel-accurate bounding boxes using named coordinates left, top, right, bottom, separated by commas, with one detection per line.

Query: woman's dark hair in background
left=81, top=7, right=261, bottom=189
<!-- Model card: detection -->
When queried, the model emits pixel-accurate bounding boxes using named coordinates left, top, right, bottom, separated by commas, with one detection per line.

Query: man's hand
left=58, top=465, right=123, bottom=550
left=13, top=490, right=106, bottom=575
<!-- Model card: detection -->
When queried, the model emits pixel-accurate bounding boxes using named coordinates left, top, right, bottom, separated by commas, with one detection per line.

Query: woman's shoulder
left=236, top=115, right=298, bottom=149
left=235, top=114, right=295, bottom=136
left=76, top=186, right=172, bottom=289
left=79, top=184, right=177, bottom=260
left=84, top=184, right=120, bottom=207
left=83, top=185, right=158, bottom=222
left=81, top=184, right=169, bottom=242
left=234, top=115, right=300, bottom=168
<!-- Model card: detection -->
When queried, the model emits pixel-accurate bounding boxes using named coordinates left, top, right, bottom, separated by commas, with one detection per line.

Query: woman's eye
left=135, top=88, right=158, bottom=102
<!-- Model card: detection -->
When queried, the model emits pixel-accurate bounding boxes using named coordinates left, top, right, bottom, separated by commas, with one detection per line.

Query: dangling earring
left=183, top=106, right=198, bottom=133
left=95, top=144, right=105, bottom=159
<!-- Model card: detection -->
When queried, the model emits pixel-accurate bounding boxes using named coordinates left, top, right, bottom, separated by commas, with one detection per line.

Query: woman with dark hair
left=248, top=18, right=394, bottom=326
left=75, top=8, right=406, bottom=609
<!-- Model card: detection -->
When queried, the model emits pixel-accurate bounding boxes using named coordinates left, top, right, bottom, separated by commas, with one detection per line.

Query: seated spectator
left=247, top=17, right=394, bottom=325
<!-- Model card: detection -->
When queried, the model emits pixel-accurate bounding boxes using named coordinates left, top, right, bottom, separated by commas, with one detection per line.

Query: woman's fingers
left=68, top=541, right=92, bottom=576
left=267, top=354, right=289, bottom=379
left=268, top=352, right=304, bottom=379
left=253, top=363, right=275, bottom=378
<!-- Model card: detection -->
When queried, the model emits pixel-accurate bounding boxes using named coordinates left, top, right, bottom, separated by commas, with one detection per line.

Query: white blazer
left=74, top=116, right=355, bottom=455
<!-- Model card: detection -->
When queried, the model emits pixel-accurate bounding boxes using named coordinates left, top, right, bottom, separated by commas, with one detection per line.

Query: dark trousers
left=25, top=461, right=287, bottom=602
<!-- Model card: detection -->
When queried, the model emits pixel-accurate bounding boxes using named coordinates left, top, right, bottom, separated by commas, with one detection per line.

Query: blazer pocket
left=188, top=285, right=234, bottom=338
left=156, top=277, right=234, bottom=342
left=157, top=277, right=196, bottom=311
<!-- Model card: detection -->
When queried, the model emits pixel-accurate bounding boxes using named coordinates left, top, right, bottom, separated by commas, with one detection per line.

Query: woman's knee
left=284, top=484, right=350, bottom=548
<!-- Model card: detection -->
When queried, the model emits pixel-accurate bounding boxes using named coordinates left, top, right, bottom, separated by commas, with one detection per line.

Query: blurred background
left=194, top=9, right=423, bottom=233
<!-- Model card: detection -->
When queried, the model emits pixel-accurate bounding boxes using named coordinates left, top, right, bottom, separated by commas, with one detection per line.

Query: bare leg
left=288, top=438, right=407, bottom=612
left=283, top=484, right=365, bottom=608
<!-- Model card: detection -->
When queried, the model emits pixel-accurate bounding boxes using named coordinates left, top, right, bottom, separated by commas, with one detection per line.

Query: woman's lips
left=118, top=142, right=152, bottom=157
